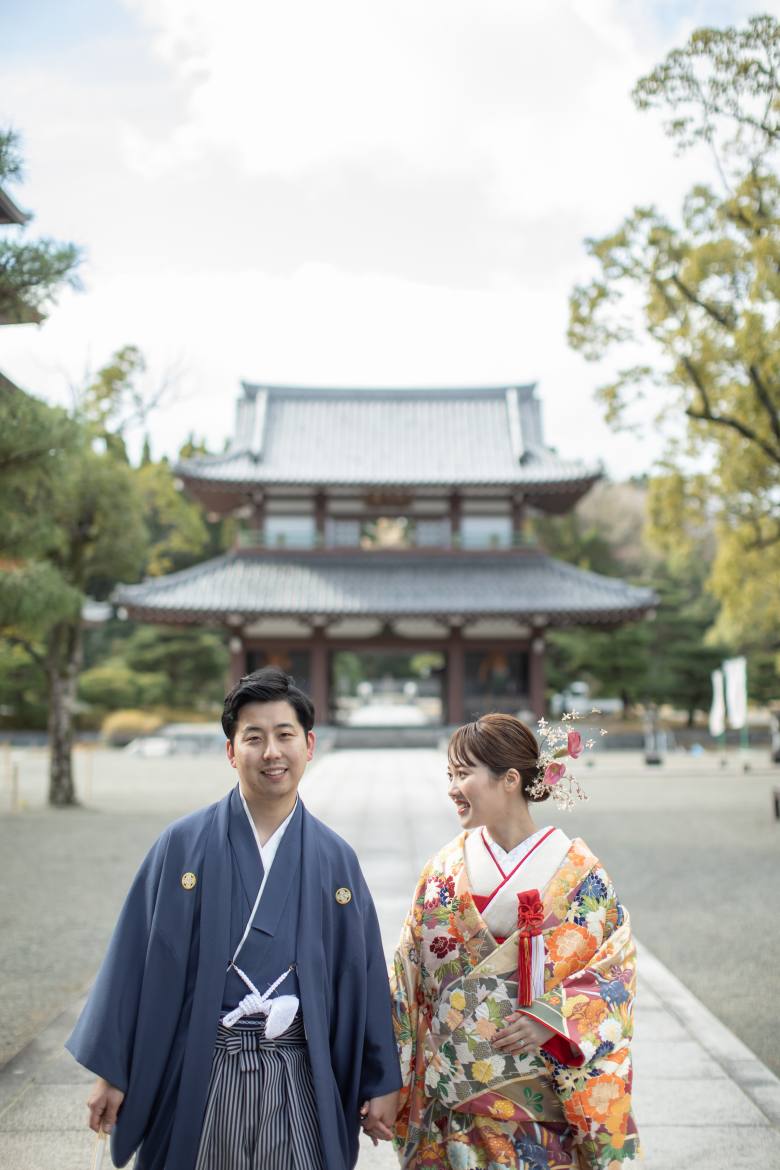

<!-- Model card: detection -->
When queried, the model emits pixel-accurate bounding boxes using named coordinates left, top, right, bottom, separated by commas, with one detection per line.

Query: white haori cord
left=531, top=934, right=546, bottom=1000
left=223, top=828, right=299, bottom=1037
left=222, top=962, right=299, bottom=1037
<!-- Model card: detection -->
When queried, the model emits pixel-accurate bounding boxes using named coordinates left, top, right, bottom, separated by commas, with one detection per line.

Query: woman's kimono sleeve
left=65, top=831, right=170, bottom=1092
left=389, top=865, right=428, bottom=1146
left=519, top=865, right=640, bottom=1168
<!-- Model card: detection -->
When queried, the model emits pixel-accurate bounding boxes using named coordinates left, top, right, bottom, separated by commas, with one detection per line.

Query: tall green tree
left=0, top=354, right=154, bottom=803
left=0, top=129, right=81, bottom=323
left=0, top=383, right=148, bottom=802
left=568, top=15, right=780, bottom=658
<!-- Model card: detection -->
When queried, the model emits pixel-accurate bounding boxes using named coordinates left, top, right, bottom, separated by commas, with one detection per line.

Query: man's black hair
left=221, top=666, right=315, bottom=742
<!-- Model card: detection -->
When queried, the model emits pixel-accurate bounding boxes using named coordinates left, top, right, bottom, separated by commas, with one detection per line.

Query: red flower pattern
left=430, top=935, right=457, bottom=959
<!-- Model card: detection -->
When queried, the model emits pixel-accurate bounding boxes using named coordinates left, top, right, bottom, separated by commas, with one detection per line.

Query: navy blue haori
left=66, top=787, right=401, bottom=1170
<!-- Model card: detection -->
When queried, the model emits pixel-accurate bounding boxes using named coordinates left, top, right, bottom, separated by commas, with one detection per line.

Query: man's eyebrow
left=241, top=722, right=297, bottom=733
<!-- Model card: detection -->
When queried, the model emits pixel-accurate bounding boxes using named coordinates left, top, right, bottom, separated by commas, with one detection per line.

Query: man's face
left=226, top=700, right=315, bottom=804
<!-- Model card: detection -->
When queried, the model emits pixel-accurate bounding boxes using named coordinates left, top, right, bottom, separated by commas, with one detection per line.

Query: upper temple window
left=265, top=515, right=316, bottom=548
left=460, top=516, right=512, bottom=549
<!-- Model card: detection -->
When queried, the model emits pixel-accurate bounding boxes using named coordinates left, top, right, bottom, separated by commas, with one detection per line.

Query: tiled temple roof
left=115, top=551, right=655, bottom=626
left=176, top=383, right=600, bottom=491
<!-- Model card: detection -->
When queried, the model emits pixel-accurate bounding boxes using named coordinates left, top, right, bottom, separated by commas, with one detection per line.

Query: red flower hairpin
left=527, top=711, right=607, bottom=810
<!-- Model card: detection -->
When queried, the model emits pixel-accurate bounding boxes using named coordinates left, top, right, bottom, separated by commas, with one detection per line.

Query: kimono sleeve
left=519, top=865, right=641, bottom=1167
left=65, top=830, right=170, bottom=1092
left=356, top=873, right=403, bottom=1101
left=389, top=866, right=427, bottom=1144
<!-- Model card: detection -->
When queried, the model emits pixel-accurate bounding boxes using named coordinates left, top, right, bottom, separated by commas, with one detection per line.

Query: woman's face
left=447, top=755, right=511, bottom=830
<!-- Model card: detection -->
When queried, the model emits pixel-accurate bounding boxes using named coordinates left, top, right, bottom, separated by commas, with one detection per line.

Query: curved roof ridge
left=239, top=381, right=538, bottom=399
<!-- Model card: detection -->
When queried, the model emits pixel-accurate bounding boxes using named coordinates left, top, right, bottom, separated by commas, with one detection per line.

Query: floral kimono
left=390, top=828, right=640, bottom=1169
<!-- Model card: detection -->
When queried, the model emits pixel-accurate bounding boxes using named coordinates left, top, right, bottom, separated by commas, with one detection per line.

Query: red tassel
left=517, top=933, right=533, bottom=1006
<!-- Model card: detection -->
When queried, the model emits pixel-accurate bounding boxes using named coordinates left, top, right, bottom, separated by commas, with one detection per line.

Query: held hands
left=87, top=1077, right=125, bottom=1134
left=493, top=1012, right=555, bottom=1056
left=359, top=1089, right=399, bottom=1146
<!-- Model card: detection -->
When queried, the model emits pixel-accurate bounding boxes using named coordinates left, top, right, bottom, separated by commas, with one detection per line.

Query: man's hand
left=359, top=1089, right=399, bottom=1146
left=493, top=1012, right=555, bottom=1056
left=86, top=1077, right=125, bottom=1134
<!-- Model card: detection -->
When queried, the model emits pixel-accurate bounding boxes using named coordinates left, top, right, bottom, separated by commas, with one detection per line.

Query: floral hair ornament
left=526, top=710, right=607, bottom=811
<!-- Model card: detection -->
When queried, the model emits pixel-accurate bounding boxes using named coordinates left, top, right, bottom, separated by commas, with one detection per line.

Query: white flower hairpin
left=527, top=710, right=607, bottom=810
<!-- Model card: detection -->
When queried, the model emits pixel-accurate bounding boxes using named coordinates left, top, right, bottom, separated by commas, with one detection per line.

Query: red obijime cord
left=516, top=889, right=545, bottom=1006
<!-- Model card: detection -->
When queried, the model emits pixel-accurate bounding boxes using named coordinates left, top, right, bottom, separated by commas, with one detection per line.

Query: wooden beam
left=314, top=492, right=327, bottom=547
left=228, top=636, right=246, bottom=686
left=446, top=627, right=465, bottom=724
left=529, top=629, right=546, bottom=719
left=512, top=494, right=526, bottom=546
left=310, top=629, right=330, bottom=724
left=449, top=493, right=461, bottom=548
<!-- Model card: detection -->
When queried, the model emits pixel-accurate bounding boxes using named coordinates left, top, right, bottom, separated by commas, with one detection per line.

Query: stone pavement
left=1, top=747, right=779, bottom=1168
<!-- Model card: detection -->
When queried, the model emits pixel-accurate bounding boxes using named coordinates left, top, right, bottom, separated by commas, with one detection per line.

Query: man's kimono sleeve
left=66, top=831, right=170, bottom=1092
left=356, top=874, right=403, bottom=1101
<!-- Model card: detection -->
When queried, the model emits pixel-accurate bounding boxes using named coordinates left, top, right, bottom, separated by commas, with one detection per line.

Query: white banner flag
left=709, top=669, right=726, bottom=738
left=723, top=656, right=748, bottom=730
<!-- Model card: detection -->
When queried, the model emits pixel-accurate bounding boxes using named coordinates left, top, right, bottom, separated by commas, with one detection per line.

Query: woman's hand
left=493, top=1012, right=555, bottom=1056
left=359, top=1089, right=399, bottom=1145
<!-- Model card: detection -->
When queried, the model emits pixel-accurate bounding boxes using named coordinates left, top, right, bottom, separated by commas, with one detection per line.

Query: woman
left=390, top=713, right=640, bottom=1169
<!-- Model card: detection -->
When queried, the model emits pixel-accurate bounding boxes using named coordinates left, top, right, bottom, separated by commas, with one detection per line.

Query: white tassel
left=531, top=934, right=546, bottom=1000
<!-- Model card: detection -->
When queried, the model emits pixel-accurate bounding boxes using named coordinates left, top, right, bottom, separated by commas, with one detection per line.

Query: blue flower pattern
left=513, top=1133, right=551, bottom=1169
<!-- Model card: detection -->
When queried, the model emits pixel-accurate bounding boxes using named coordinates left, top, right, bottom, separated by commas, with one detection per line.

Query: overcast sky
left=2, top=0, right=775, bottom=476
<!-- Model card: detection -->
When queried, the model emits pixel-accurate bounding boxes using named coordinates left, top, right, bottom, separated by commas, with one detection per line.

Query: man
left=67, top=667, right=401, bottom=1170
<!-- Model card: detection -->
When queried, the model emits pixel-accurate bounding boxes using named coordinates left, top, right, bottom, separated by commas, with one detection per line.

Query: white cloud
left=3, top=0, right=779, bottom=479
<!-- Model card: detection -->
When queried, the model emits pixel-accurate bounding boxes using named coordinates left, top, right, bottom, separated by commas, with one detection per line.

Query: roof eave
left=175, top=470, right=603, bottom=492
left=0, top=186, right=31, bottom=226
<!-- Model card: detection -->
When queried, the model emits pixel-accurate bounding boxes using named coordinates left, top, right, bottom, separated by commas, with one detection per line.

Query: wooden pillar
left=228, top=636, right=246, bottom=686
left=511, top=494, right=526, bottom=547
left=314, top=492, right=327, bottom=548
left=529, top=630, right=546, bottom=720
left=447, top=627, right=465, bottom=725
left=449, top=493, right=462, bottom=548
left=251, top=493, right=265, bottom=547
left=310, top=629, right=330, bottom=724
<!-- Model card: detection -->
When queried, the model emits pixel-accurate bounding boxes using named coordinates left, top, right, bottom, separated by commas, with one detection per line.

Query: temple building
left=116, top=383, right=654, bottom=725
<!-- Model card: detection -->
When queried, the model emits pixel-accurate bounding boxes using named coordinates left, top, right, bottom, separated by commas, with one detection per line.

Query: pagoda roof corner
left=0, top=185, right=30, bottom=226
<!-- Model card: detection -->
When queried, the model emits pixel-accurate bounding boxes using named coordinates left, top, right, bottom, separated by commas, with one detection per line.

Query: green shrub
left=101, top=709, right=164, bottom=746
left=79, top=661, right=167, bottom=710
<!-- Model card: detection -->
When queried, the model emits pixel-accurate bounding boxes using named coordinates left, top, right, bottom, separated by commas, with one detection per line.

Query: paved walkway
left=1, top=747, right=779, bottom=1167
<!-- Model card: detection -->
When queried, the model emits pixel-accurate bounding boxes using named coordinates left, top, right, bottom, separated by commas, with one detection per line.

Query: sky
left=1, top=0, right=776, bottom=476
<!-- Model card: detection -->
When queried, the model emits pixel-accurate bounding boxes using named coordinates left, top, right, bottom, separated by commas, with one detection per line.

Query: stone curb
left=0, top=995, right=86, bottom=1121
left=636, top=940, right=780, bottom=1126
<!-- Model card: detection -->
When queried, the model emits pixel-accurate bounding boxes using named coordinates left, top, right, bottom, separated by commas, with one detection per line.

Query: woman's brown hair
left=448, top=712, right=548, bottom=802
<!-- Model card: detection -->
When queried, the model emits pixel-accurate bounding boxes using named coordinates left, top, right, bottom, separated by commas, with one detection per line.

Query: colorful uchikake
left=527, top=711, right=608, bottom=811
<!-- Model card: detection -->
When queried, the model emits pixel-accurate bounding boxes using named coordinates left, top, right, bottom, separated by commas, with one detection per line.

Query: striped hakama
left=194, top=1015, right=323, bottom=1170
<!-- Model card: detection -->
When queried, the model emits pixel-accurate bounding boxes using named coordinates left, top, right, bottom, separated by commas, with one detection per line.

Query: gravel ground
left=1, top=744, right=778, bottom=1075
